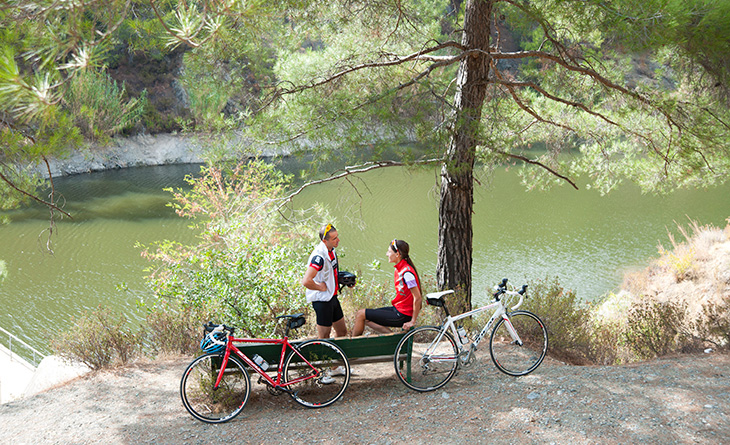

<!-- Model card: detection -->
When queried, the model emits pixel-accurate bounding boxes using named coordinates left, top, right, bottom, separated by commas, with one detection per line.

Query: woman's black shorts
left=365, top=306, right=411, bottom=327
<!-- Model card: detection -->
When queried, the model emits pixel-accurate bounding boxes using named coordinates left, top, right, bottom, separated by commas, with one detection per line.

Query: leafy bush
left=52, top=306, right=142, bottom=370
left=521, top=277, right=593, bottom=365
left=692, top=295, right=730, bottom=351
left=623, top=298, right=687, bottom=359
left=142, top=299, right=213, bottom=356
left=142, top=160, right=320, bottom=337
left=585, top=318, right=627, bottom=365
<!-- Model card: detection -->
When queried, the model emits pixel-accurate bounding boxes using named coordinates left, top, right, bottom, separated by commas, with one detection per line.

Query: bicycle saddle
left=425, top=290, right=454, bottom=307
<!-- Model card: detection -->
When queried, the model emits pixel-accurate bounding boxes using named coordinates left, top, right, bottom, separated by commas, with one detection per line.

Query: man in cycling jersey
left=301, top=224, right=348, bottom=338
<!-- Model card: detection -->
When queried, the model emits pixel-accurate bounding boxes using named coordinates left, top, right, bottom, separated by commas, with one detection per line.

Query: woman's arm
left=402, top=286, right=422, bottom=330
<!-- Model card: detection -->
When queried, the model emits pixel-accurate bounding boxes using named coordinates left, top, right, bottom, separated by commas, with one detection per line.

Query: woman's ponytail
left=393, top=239, right=421, bottom=291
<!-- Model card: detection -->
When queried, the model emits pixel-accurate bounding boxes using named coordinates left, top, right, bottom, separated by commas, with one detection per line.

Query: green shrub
left=141, top=160, right=321, bottom=338
left=64, top=69, right=147, bottom=141
left=52, top=306, right=142, bottom=370
left=623, top=298, right=687, bottom=359
left=521, top=277, right=593, bottom=365
left=692, top=295, right=730, bottom=351
left=584, top=318, right=626, bottom=365
left=142, top=299, right=213, bottom=356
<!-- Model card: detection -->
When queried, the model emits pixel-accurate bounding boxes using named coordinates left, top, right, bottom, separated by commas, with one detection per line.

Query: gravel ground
left=1, top=352, right=728, bottom=444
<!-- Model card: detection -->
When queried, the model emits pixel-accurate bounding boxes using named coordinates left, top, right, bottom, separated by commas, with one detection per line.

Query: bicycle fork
left=501, top=314, right=524, bottom=346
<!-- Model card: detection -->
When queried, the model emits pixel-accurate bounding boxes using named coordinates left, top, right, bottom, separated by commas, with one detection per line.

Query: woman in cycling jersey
left=351, top=239, right=422, bottom=336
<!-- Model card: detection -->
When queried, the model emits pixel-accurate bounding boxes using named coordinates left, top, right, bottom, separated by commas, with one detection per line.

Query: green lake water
left=1, top=162, right=728, bottom=356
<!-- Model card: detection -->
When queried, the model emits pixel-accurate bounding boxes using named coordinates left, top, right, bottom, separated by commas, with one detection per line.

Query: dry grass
left=598, top=218, right=730, bottom=360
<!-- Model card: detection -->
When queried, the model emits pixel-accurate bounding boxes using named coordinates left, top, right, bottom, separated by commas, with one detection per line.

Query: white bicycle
left=394, top=278, right=548, bottom=392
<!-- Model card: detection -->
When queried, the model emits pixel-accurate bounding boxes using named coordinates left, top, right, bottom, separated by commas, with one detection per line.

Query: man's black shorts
left=311, top=296, right=344, bottom=326
left=365, top=306, right=411, bottom=327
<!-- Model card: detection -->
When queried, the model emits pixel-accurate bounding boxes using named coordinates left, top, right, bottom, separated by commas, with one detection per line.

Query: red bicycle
left=180, top=314, right=350, bottom=423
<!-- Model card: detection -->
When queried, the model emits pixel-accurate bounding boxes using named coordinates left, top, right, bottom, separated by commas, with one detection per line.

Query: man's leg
left=312, top=301, right=333, bottom=338
left=317, top=324, right=333, bottom=338
left=332, top=317, right=348, bottom=338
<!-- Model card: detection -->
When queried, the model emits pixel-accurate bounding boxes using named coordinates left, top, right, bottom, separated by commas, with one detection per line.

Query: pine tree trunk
left=437, top=0, right=492, bottom=314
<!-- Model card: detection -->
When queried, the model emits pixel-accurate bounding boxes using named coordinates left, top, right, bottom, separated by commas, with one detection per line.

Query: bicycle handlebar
left=205, top=322, right=234, bottom=336
left=492, top=279, right=528, bottom=311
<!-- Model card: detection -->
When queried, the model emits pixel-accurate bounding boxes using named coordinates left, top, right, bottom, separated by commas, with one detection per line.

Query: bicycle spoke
left=394, top=326, right=458, bottom=392
left=180, top=353, right=251, bottom=423
left=489, top=311, right=548, bottom=376
left=283, top=340, right=350, bottom=408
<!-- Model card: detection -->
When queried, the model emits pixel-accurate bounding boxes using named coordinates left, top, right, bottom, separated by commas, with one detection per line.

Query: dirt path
left=1, top=352, right=728, bottom=444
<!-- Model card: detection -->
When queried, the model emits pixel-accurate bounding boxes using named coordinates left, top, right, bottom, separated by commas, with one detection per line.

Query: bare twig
left=0, top=168, right=72, bottom=218
left=276, top=158, right=444, bottom=209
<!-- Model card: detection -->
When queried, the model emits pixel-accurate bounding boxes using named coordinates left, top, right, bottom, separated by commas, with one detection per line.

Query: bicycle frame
left=214, top=335, right=318, bottom=392
left=394, top=280, right=545, bottom=392
left=426, top=288, right=525, bottom=364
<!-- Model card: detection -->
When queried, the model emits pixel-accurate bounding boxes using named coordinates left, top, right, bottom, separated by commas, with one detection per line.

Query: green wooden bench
left=234, top=332, right=406, bottom=367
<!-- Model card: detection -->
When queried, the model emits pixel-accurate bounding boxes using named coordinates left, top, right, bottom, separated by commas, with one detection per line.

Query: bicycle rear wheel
left=180, top=353, right=251, bottom=423
left=489, top=310, right=548, bottom=376
left=394, top=326, right=458, bottom=392
left=283, top=340, right=350, bottom=408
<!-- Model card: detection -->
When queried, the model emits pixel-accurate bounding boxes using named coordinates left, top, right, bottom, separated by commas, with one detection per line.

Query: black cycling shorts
left=365, top=306, right=411, bottom=327
left=311, top=296, right=344, bottom=327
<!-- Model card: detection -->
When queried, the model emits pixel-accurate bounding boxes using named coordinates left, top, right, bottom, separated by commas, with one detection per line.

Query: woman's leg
left=352, top=309, right=367, bottom=336
left=353, top=307, right=405, bottom=336
left=364, top=320, right=393, bottom=334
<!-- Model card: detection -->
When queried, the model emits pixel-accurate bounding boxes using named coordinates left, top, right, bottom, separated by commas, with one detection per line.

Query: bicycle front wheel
left=489, top=310, right=548, bottom=376
left=180, top=353, right=251, bottom=423
left=394, top=326, right=458, bottom=392
left=283, top=340, right=350, bottom=408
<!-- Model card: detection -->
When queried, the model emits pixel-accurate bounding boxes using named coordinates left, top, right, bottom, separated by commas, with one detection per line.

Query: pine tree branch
left=494, top=149, right=579, bottom=190
left=260, top=40, right=467, bottom=108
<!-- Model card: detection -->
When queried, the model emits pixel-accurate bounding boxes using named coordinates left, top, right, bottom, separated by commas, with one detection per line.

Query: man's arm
left=302, top=266, right=327, bottom=292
